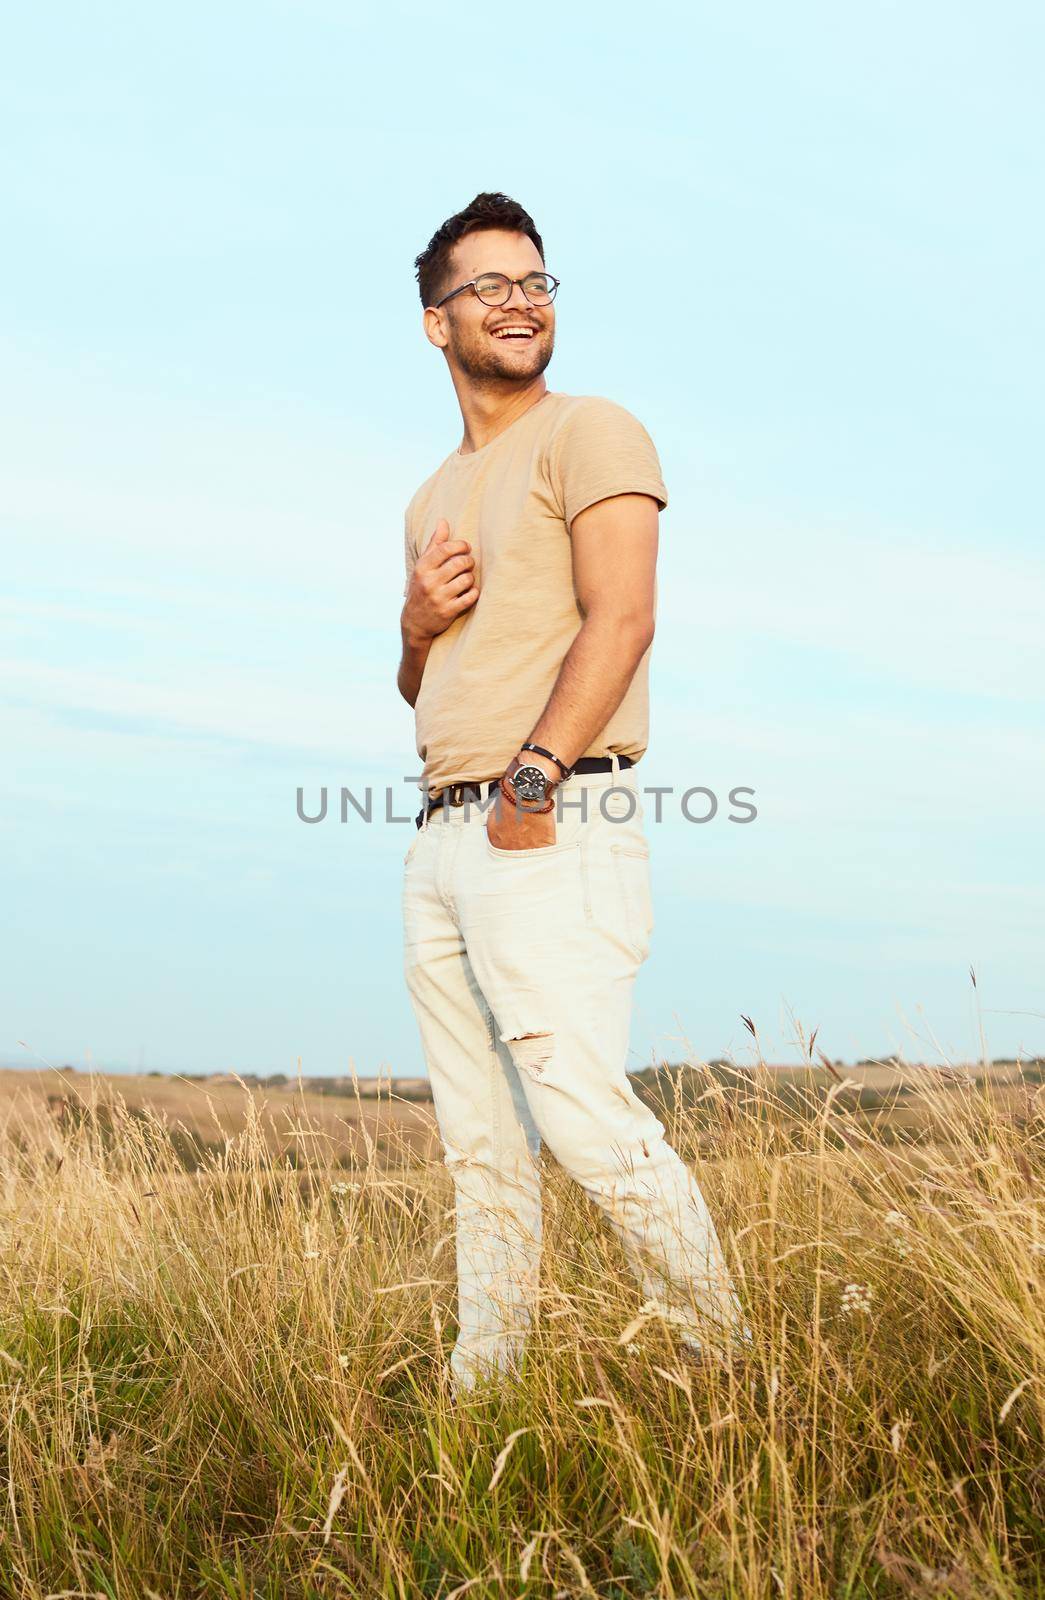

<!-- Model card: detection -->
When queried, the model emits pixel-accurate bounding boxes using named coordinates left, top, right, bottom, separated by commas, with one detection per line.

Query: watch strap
left=519, top=742, right=572, bottom=781
left=498, top=773, right=554, bottom=814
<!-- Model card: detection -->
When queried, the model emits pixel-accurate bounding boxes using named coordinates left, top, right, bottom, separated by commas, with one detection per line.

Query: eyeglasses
left=433, top=271, right=560, bottom=310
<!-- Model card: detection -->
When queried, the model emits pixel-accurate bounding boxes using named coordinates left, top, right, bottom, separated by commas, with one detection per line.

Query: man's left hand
left=486, top=787, right=557, bottom=850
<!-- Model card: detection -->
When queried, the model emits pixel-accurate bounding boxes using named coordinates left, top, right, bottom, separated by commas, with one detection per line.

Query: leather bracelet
left=519, top=742, right=572, bottom=781
left=498, top=773, right=555, bottom=815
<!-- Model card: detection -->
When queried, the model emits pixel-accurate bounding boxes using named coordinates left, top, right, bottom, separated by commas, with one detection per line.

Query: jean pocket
left=485, top=833, right=581, bottom=861
left=610, top=841, right=654, bottom=962
left=484, top=803, right=586, bottom=860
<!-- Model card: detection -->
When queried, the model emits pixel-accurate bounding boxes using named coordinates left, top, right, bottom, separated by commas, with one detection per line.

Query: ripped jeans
left=402, top=761, right=747, bottom=1392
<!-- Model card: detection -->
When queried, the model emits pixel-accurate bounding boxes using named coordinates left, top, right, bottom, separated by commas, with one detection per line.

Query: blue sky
left=3, top=2, right=1043, bottom=1076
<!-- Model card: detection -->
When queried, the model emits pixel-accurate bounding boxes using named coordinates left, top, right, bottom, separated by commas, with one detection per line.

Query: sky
left=2, top=2, right=1043, bottom=1078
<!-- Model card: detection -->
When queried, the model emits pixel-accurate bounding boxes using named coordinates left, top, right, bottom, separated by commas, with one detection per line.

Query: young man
left=399, top=192, right=746, bottom=1393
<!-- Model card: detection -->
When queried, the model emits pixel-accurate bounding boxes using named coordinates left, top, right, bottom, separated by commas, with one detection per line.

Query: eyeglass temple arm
left=433, top=282, right=472, bottom=309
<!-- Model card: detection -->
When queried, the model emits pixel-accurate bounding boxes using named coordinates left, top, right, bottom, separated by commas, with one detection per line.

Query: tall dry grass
left=0, top=1062, right=1042, bottom=1598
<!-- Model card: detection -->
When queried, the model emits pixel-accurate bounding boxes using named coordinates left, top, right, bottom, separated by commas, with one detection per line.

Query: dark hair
left=414, top=191, right=545, bottom=308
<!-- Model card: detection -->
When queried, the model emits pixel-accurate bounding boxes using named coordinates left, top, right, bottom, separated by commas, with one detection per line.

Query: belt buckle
left=447, top=782, right=466, bottom=807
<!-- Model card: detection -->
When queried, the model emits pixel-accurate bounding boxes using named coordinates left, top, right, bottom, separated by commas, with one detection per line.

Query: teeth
left=493, top=327, right=535, bottom=338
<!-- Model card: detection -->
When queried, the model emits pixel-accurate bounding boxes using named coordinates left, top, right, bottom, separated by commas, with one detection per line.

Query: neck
left=451, top=375, right=549, bottom=455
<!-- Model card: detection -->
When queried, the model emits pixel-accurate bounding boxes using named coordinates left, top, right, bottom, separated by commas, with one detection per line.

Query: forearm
left=397, top=619, right=434, bottom=708
left=525, top=608, right=654, bottom=768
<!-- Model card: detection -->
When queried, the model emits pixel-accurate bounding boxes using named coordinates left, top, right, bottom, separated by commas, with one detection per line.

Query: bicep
left=569, top=493, right=659, bottom=620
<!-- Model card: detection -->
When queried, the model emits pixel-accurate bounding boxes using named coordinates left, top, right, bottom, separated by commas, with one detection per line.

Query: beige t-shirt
left=403, top=390, right=668, bottom=794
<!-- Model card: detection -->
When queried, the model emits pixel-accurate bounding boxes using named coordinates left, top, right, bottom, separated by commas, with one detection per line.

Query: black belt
left=415, top=755, right=635, bottom=828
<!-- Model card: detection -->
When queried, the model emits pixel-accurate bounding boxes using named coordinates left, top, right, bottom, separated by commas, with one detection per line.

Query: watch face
left=512, top=764, right=548, bottom=803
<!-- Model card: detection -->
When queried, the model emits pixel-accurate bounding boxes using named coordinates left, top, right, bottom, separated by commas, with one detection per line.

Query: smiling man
left=399, top=192, right=747, bottom=1393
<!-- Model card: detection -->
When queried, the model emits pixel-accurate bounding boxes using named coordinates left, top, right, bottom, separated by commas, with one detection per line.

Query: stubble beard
left=450, top=323, right=555, bottom=385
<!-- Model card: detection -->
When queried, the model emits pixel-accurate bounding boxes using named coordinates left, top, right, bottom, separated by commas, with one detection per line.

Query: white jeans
left=402, top=762, right=746, bottom=1392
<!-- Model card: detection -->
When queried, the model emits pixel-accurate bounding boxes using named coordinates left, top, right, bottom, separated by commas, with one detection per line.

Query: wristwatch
left=509, top=763, right=553, bottom=805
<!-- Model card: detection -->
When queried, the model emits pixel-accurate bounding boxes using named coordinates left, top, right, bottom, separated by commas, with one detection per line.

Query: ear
left=423, top=305, right=449, bottom=350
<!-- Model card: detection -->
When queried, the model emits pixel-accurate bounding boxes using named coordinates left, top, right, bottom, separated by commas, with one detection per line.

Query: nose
left=504, top=279, right=534, bottom=313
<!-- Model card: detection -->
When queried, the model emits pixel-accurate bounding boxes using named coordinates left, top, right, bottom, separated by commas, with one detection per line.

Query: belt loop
left=610, top=751, right=620, bottom=784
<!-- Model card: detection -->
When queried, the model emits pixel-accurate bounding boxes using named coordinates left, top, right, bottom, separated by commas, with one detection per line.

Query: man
left=399, top=192, right=746, bottom=1393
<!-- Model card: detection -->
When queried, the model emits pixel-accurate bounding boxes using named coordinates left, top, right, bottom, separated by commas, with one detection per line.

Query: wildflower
left=884, top=1209, right=912, bottom=1259
left=625, top=1342, right=641, bottom=1355
left=840, top=1282, right=873, bottom=1315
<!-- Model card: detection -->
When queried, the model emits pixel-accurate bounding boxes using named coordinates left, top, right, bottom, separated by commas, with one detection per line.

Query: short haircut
left=414, top=191, right=545, bottom=308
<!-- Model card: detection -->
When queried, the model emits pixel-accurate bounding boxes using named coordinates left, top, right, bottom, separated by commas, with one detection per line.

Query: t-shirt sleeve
left=403, top=506, right=417, bottom=598
left=544, top=396, right=668, bottom=532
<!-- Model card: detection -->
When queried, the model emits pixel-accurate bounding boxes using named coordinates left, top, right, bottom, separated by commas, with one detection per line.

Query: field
left=0, top=1058, right=1042, bottom=1598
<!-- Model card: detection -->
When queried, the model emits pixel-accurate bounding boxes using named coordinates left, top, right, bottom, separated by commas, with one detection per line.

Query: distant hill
left=10, top=1057, right=1037, bottom=1109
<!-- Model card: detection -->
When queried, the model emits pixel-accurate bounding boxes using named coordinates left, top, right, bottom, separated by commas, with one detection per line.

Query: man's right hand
left=402, top=518, right=479, bottom=644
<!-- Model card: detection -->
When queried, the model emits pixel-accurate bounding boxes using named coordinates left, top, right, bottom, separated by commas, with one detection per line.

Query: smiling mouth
left=489, top=325, right=538, bottom=341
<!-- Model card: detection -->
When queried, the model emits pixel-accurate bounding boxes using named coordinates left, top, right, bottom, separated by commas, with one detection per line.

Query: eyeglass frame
left=432, top=270, right=561, bottom=310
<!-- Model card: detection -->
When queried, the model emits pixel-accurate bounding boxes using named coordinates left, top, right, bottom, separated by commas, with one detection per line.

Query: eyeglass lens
left=474, top=273, right=556, bottom=306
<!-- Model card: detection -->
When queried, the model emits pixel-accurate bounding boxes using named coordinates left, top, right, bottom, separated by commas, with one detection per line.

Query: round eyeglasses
left=434, top=271, right=560, bottom=310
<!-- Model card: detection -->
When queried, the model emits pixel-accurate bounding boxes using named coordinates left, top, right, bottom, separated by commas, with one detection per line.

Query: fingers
left=423, top=518, right=471, bottom=564
left=438, top=552, right=475, bottom=580
left=428, top=538, right=472, bottom=566
left=421, top=553, right=474, bottom=593
left=449, top=585, right=480, bottom=613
